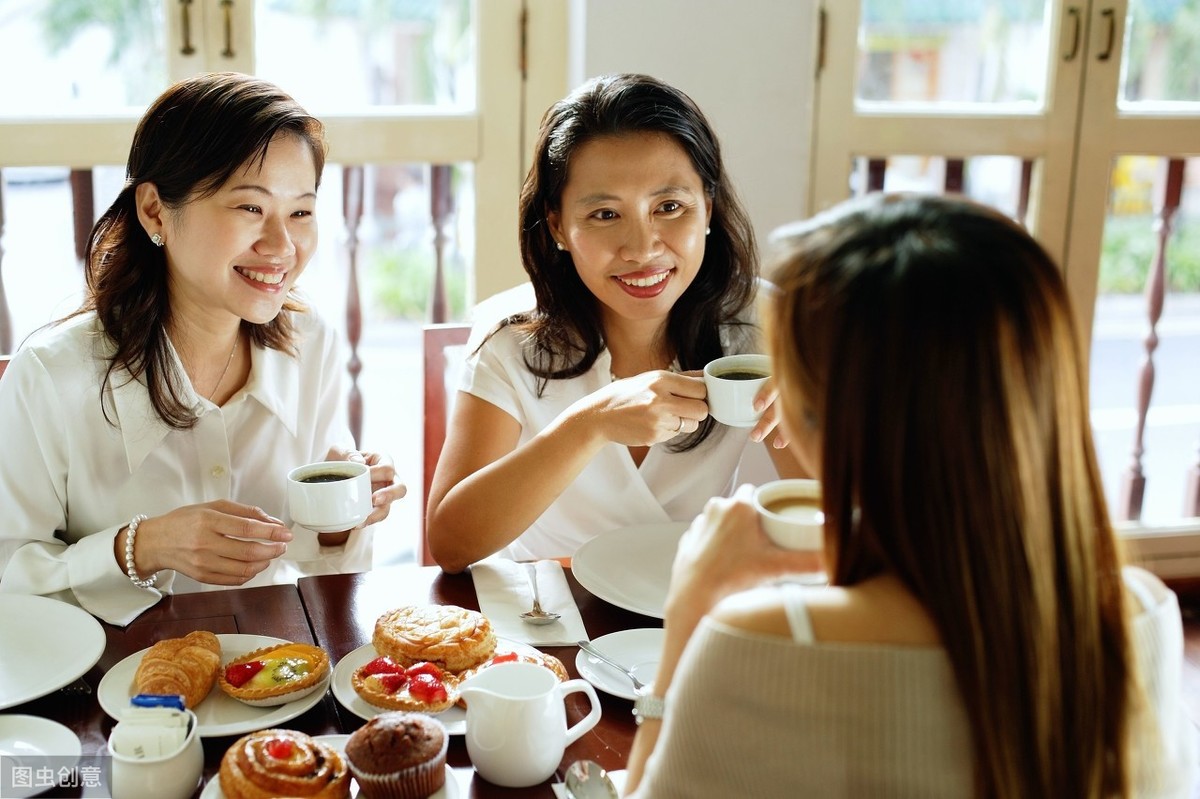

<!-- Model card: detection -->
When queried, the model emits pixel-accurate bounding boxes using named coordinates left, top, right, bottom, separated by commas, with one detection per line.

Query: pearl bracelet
left=124, top=514, right=158, bottom=589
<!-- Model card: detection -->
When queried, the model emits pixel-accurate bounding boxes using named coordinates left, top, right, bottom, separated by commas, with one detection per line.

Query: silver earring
left=556, top=241, right=566, bottom=251
left=150, top=233, right=164, bottom=247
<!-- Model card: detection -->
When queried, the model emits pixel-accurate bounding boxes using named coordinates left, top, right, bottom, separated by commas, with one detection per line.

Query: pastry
left=133, top=630, right=221, bottom=709
left=459, top=647, right=569, bottom=684
left=219, top=729, right=350, bottom=799
left=344, top=711, right=447, bottom=799
left=217, top=642, right=330, bottom=707
left=372, top=605, right=495, bottom=672
left=351, top=657, right=459, bottom=713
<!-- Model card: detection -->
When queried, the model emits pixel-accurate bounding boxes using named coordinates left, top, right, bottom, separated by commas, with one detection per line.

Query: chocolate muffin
left=344, top=711, right=447, bottom=799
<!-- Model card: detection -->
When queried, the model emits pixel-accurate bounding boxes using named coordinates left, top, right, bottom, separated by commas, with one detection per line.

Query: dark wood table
left=296, top=565, right=662, bottom=798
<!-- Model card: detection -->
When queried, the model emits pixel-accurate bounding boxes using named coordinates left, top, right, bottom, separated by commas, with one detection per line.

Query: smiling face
left=160, top=132, right=318, bottom=329
left=547, top=132, right=711, bottom=332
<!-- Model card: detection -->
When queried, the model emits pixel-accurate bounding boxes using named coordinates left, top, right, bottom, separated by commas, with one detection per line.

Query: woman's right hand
left=587, top=370, right=709, bottom=444
left=120, top=500, right=292, bottom=585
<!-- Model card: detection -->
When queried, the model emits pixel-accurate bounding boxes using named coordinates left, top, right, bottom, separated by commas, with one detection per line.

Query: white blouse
left=460, top=316, right=765, bottom=561
left=0, top=310, right=370, bottom=626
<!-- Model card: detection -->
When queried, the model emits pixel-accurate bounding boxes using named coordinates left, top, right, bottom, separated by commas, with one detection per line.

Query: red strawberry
left=361, top=656, right=403, bottom=676
left=377, top=672, right=408, bottom=694
left=407, top=673, right=448, bottom=704
left=265, top=738, right=294, bottom=760
left=224, top=661, right=265, bottom=687
left=404, top=661, right=443, bottom=679
left=491, top=652, right=519, bottom=665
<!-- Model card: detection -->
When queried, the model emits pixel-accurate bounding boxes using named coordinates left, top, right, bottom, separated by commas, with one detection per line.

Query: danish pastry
left=133, top=630, right=221, bottom=709
left=372, top=605, right=495, bottom=672
left=217, top=642, right=330, bottom=707
left=459, top=647, right=569, bottom=684
left=219, top=729, right=350, bottom=799
left=351, top=656, right=460, bottom=713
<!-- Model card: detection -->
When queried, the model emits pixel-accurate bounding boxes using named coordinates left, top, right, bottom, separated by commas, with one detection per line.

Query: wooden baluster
left=0, top=172, right=11, bottom=354
left=429, top=164, right=452, bottom=324
left=69, top=169, right=94, bottom=265
left=944, top=158, right=965, bottom=194
left=1016, top=159, right=1034, bottom=226
left=1187, top=438, right=1200, bottom=519
left=1117, top=158, right=1185, bottom=521
left=341, top=165, right=365, bottom=448
left=866, top=158, right=887, bottom=193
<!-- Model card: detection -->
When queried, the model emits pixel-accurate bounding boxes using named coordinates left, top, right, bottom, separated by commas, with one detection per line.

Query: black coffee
left=713, top=369, right=768, bottom=380
left=299, top=472, right=352, bottom=483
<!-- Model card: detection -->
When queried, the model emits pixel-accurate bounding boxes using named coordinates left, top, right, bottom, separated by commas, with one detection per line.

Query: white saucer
left=575, top=628, right=664, bottom=701
left=198, top=734, right=460, bottom=798
left=97, top=634, right=330, bottom=738
left=0, top=715, right=82, bottom=798
left=0, top=595, right=106, bottom=710
left=572, top=523, right=688, bottom=618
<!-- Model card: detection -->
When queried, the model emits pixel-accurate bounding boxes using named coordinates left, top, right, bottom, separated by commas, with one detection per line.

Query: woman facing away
left=0, top=72, right=406, bottom=626
left=625, top=193, right=1197, bottom=798
left=427, top=73, right=805, bottom=572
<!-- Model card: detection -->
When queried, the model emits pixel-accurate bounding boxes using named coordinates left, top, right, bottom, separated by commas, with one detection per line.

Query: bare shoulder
left=711, top=574, right=941, bottom=647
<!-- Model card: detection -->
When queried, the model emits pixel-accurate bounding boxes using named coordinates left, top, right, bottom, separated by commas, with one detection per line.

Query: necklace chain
left=207, top=333, right=240, bottom=401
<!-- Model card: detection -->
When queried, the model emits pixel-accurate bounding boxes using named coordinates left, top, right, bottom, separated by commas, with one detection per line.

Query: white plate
left=0, top=715, right=82, bottom=798
left=97, top=634, right=330, bottom=738
left=199, top=734, right=460, bottom=799
left=331, top=640, right=543, bottom=734
left=572, top=523, right=688, bottom=619
left=575, top=629, right=664, bottom=701
left=0, top=595, right=106, bottom=710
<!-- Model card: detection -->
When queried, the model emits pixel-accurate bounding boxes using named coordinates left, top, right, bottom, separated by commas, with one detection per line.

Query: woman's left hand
left=319, top=446, right=407, bottom=540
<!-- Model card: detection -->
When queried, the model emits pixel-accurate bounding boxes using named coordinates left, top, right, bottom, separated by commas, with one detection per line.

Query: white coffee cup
left=107, top=709, right=202, bottom=799
left=703, top=354, right=771, bottom=427
left=286, top=460, right=372, bottom=533
left=460, top=661, right=601, bottom=788
left=753, top=479, right=824, bottom=551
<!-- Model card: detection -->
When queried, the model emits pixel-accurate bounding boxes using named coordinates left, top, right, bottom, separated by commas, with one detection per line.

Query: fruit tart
left=351, top=655, right=460, bottom=713
left=218, top=643, right=330, bottom=707
left=219, top=728, right=350, bottom=799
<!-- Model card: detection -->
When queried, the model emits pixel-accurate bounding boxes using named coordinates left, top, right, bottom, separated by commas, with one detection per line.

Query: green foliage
left=1099, top=215, right=1200, bottom=293
left=365, top=245, right=467, bottom=321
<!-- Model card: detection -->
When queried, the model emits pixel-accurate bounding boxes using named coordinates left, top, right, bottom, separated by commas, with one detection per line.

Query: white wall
left=569, top=0, right=819, bottom=245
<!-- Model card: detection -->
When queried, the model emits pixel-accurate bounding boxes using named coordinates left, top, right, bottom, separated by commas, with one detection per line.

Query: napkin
left=470, top=559, right=589, bottom=646
left=551, top=769, right=628, bottom=798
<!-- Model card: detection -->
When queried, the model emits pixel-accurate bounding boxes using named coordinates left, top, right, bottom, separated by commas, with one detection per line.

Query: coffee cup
left=107, top=708, right=202, bottom=799
left=753, top=479, right=824, bottom=551
left=703, top=354, right=771, bottom=427
left=286, top=460, right=372, bottom=533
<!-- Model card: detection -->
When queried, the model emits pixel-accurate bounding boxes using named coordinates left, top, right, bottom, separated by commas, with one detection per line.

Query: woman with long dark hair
left=427, top=73, right=804, bottom=571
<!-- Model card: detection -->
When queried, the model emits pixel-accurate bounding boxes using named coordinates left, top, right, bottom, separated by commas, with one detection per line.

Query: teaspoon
left=519, top=561, right=562, bottom=625
left=564, top=759, right=619, bottom=799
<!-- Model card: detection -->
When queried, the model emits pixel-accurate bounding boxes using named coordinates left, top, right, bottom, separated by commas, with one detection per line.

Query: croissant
left=133, top=630, right=221, bottom=708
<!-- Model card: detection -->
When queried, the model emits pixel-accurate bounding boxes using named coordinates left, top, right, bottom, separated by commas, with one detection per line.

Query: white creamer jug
left=460, top=660, right=601, bottom=787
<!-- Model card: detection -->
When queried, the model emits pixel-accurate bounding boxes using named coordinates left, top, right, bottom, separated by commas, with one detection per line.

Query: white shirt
left=461, top=316, right=765, bottom=561
left=0, top=310, right=369, bottom=626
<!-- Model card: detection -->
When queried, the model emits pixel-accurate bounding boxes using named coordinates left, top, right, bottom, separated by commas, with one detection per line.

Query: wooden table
left=4, top=567, right=659, bottom=798
left=297, top=565, right=661, bottom=797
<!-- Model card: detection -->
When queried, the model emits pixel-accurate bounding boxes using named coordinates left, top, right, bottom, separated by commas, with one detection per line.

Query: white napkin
left=470, top=559, right=589, bottom=646
left=551, top=769, right=628, bottom=798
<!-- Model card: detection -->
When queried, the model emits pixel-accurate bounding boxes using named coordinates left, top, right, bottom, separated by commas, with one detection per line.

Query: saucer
left=575, top=628, right=664, bottom=701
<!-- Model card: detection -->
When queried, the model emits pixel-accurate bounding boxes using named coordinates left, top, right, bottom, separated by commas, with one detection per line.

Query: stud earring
left=556, top=241, right=566, bottom=251
left=150, top=233, right=164, bottom=247
left=705, top=227, right=711, bottom=235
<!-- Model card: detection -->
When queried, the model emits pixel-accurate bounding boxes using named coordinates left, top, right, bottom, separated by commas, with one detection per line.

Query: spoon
left=564, top=759, right=619, bottom=799
left=576, top=639, right=645, bottom=694
left=519, top=561, right=561, bottom=625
